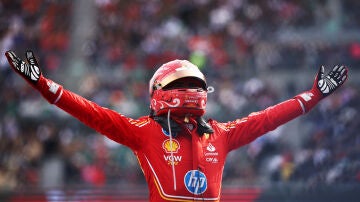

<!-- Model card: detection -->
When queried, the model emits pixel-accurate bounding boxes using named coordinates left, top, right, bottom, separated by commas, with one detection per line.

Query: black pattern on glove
left=5, top=50, right=41, bottom=84
left=316, top=65, right=348, bottom=97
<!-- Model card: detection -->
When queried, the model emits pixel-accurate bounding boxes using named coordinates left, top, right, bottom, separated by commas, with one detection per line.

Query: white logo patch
left=47, top=81, right=60, bottom=94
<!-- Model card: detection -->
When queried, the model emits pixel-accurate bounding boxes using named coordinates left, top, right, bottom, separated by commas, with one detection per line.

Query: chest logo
left=206, top=143, right=216, bottom=152
left=162, top=139, right=180, bottom=153
left=184, top=170, right=207, bottom=195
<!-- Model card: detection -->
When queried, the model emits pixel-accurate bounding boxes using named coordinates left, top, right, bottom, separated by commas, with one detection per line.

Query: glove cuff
left=294, top=87, right=323, bottom=113
left=36, top=76, right=64, bottom=104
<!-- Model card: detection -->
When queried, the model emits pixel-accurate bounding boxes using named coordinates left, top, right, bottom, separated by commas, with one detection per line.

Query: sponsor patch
left=204, top=143, right=219, bottom=164
left=206, top=157, right=219, bottom=163
left=162, top=139, right=180, bottom=153
left=163, top=155, right=182, bottom=165
left=47, top=81, right=59, bottom=94
left=300, top=92, right=314, bottom=102
left=184, top=170, right=207, bottom=195
left=204, top=143, right=218, bottom=156
left=206, top=143, right=216, bottom=152
left=162, top=139, right=181, bottom=165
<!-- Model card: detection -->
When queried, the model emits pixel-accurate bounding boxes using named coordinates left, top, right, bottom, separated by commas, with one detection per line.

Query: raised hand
left=296, top=65, right=348, bottom=113
left=315, top=65, right=348, bottom=97
left=5, top=50, right=64, bottom=104
left=5, top=50, right=42, bottom=85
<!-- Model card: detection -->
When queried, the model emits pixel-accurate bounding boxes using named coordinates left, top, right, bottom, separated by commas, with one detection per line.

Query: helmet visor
left=163, top=77, right=207, bottom=91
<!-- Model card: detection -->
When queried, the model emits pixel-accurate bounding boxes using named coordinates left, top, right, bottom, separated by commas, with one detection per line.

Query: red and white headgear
left=149, top=59, right=207, bottom=116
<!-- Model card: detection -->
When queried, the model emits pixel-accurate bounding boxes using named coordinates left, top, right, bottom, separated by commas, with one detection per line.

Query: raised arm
left=225, top=65, right=348, bottom=151
left=295, top=65, right=348, bottom=112
left=5, top=50, right=144, bottom=149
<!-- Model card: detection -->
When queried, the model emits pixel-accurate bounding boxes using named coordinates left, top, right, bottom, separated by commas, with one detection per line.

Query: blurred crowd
left=0, top=0, right=359, bottom=191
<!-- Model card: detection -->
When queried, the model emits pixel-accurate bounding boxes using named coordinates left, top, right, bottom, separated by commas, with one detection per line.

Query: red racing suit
left=37, top=76, right=308, bottom=201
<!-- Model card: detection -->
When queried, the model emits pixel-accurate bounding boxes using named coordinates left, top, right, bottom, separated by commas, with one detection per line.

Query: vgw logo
left=184, top=170, right=207, bottom=195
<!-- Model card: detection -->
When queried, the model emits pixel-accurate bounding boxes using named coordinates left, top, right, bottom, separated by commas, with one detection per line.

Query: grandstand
left=0, top=0, right=359, bottom=201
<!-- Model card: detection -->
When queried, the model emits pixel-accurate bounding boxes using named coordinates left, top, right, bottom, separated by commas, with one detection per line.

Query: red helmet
left=149, top=59, right=207, bottom=116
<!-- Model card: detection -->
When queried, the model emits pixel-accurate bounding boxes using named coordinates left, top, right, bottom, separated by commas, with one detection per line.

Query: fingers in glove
left=327, top=65, right=347, bottom=84
left=26, top=50, right=41, bottom=82
left=26, top=51, right=39, bottom=66
left=332, top=65, right=340, bottom=72
left=339, top=66, right=348, bottom=84
left=317, top=65, right=348, bottom=96
left=5, top=50, right=41, bottom=84
left=5, top=51, right=23, bottom=72
left=336, top=65, right=347, bottom=81
left=316, top=65, right=325, bottom=82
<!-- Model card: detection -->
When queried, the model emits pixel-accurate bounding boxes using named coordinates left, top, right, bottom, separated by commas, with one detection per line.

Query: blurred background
left=0, top=0, right=359, bottom=201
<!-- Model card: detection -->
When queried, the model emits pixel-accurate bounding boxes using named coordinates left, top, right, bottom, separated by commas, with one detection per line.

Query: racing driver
left=5, top=50, right=348, bottom=201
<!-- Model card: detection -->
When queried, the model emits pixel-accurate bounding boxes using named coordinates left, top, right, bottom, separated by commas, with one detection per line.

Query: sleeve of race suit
left=18, top=72, right=143, bottom=150
left=56, top=86, right=145, bottom=149
left=5, top=50, right=144, bottom=149
left=225, top=97, right=303, bottom=151
left=225, top=65, right=348, bottom=151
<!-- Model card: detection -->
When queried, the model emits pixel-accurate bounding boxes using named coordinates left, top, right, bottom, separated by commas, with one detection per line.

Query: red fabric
left=37, top=79, right=304, bottom=201
left=36, top=76, right=63, bottom=104
left=294, top=87, right=322, bottom=113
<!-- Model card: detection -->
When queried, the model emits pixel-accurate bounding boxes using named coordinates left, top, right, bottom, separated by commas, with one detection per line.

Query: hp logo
left=184, top=170, right=207, bottom=195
